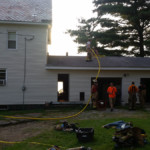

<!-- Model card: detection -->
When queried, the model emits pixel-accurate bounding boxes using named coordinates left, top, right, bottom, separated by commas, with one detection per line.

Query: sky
left=49, top=0, right=95, bottom=56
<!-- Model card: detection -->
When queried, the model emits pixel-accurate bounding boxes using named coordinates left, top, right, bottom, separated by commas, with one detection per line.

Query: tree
left=67, top=0, right=150, bottom=57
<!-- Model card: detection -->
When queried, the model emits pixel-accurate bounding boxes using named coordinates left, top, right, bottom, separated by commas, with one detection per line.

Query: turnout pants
left=86, top=49, right=92, bottom=61
left=139, top=90, right=146, bottom=108
left=92, top=92, right=98, bottom=108
left=128, top=93, right=137, bottom=110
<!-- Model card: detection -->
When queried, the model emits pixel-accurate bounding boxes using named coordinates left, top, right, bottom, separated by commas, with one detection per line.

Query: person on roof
left=128, top=82, right=138, bottom=110
left=107, top=82, right=117, bottom=112
left=86, top=39, right=92, bottom=61
left=92, top=47, right=99, bottom=56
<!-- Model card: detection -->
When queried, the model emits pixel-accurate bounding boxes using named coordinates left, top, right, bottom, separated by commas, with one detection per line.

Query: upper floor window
left=8, top=32, right=16, bottom=49
left=0, top=69, right=6, bottom=86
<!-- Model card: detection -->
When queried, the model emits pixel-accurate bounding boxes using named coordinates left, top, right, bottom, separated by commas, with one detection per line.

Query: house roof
left=0, top=0, right=52, bottom=24
left=46, top=56, right=150, bottom=70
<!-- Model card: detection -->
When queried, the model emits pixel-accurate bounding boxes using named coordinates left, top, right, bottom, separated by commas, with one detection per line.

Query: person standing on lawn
left=138, top=82, right=146, bottom=108
left=128, top=82, right=138, bottom=110
left=107, top=82, right=117, bottom=112
left=91, top=79, right=98, bottom=109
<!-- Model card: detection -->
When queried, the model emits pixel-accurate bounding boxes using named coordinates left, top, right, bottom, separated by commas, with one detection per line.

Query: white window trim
left=7, top=31, right=17, bottom=50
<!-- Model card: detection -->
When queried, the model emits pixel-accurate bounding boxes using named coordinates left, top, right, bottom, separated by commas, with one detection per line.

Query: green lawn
left=0, top=108, right=150, bottom=150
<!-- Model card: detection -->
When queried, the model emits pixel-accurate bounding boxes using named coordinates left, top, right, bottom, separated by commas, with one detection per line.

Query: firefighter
left=86, top=39, right=92, bottom=61
left=107, top=82, right=117, bottom=112
left=91, top=79, right=98, bottom=109
left=128, top=82, right=138, bottom=110
left=92, top=47, right=99, bottom=56
left=138, top=82, right=146, bottom=108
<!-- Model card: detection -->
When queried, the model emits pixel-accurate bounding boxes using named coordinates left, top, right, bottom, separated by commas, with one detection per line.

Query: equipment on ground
left=47, top=145, right=61, bottom=150
left=76, top=128, right=94, bottom=142
left=55, top=121, right=78, bottom=132
left=96, top=100, right=106, bottom=110
left=103, top=120, right=147, bottom=148
left=66, top=146, right=92, bottom=150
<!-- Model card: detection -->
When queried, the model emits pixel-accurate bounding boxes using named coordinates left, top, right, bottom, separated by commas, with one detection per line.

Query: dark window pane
left=0, top=70, right=6, bottom=80
left=8, top=41, right=16, bottom=49
left=80, top=92, right=85, bottom=101
left=0, top=70, right=6, bottom=86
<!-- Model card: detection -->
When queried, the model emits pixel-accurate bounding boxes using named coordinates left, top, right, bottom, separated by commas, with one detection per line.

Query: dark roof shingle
left=46, top=56, right=150, bottom=69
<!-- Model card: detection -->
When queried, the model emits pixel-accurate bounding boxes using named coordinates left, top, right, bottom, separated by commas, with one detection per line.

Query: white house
left=0, top=0, right=150, bottom=108
left=0, top=0, right=53, bottom=108
left=46, top=56, right=150, bottom=105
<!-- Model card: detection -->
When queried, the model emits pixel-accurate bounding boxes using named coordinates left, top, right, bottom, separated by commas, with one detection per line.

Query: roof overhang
left=0, top=20, right=51, bottom=26
left=45, top=66, right=150, bottom=71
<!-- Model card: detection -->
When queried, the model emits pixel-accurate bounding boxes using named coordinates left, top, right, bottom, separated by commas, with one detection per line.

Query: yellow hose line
left=92, top=48, right=101, bottom=81
left=0, top=141, right=21, bottom=144
left=0, top=49, right=101, bottom=120
left=0, top=140, right=66, bottom=149
left=94, top=54, right=105, bottom=58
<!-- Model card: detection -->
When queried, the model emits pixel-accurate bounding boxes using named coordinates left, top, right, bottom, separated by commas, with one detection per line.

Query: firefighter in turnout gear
left=86, top=39, right=92, bottom=61
left=128, top=82, right=138, bottom=110
left=138, top=82, right=147, bottom=108
left=91, top=79, right=98, bottom=109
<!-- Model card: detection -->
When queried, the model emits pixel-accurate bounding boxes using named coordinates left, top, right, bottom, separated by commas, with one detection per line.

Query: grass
left=0, top=109, right=45, bottom=116
left=0, top=107, right=150, bottom=150
left=0, top=105, right=87, bottom=116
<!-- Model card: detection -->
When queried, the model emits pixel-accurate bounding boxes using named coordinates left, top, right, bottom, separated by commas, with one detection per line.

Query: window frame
left=7, top=31, right=17, bottom=50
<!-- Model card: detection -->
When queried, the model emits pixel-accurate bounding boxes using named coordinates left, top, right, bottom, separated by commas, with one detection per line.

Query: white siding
left=0, top=24, right=54, bottom=104
left=121, top=70, right=150, bottom=104
left=47, top=69, right=150, bottom=104
left=0, top=24, right=150, bottom=105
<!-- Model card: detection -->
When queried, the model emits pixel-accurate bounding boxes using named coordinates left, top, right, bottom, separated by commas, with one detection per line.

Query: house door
left=91, top=77, right=122, bottom=106
left=141, top=78, right=150, bottom=103
left=58, top=74, right=69, bottom=102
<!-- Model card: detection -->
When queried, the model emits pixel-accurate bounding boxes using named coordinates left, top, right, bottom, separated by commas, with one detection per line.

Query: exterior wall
left=46, top=69, right=150, bottom=105
left=0, top=24, right=150, bottom=105
left=0, top=23, right=54, bottom=104
left=121, top=70, right=150, bottom=104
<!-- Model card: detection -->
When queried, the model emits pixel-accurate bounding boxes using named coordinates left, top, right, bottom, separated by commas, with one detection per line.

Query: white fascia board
left=0, top=20, right=51, bottom=26
left=45, top=66, right=98, bottom=70
left=101, top=67, right=150, bottom=71
left=45, top=66, right=150, bottom=71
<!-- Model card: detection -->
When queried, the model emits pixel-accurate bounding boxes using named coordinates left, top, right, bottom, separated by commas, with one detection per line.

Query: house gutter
left=0, top=20, right=51, bottom=26
left=45, top=66, right=150, bottom=71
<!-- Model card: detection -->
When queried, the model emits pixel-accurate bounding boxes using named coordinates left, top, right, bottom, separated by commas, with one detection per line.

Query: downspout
left=22, top=36, right=34, bottom=106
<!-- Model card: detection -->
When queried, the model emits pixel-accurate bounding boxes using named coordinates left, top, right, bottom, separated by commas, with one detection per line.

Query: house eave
left=45, top=66, right=150, bottom=71
left=0, top=20, right=51, bottom=26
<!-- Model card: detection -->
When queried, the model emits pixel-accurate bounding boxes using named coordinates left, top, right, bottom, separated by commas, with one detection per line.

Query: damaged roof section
left=46, top=56, right=150, bottom=70
left=0, top=0, right=52, bottom=24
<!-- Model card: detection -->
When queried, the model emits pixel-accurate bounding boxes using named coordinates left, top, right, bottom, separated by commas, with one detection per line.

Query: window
left=8, top=32, right=16, bottom=49
left=58, top=81, right=64, bottom=94
left=0, top=69, right=6, bottom=86
left=80, top=92, right=85, bottom=101
left=58, top=74, right=69, bottom=102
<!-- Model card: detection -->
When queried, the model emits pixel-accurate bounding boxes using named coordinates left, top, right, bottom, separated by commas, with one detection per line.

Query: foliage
left=67, top=0, right=150, bottom=57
